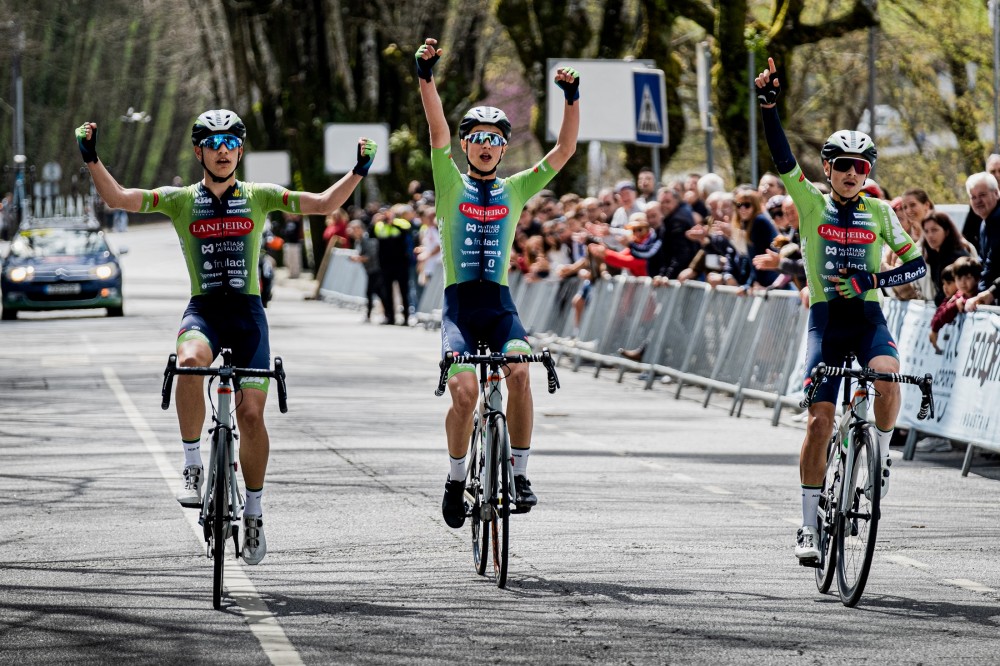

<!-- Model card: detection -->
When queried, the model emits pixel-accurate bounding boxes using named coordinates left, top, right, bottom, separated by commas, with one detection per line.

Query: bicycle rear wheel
left=212, top=429, right=229, bottom=610
left=490, top=416, right=510, bottom=589
left=815, top=436, right=841, bottom=594
left=469, top=414, right=489, bottom=576
left=836, top=425, right=881, bottom=606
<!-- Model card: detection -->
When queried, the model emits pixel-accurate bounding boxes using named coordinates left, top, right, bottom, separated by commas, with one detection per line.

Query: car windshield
left=10, top=228, right=110, bottom=258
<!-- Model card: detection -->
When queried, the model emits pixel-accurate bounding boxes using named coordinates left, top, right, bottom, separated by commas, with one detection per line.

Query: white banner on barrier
left=896, top=302, right=1000, bottom=445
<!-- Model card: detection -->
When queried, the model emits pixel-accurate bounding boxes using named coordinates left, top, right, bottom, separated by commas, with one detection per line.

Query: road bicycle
left=436, top=345, right=560, bottom=588
left=800, top=357, right=933, bottom=606
left=161, top=349, right=288, bottom=609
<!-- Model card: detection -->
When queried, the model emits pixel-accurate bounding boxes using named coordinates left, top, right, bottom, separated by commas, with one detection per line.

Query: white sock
left=245, top=488, right=263, bottom=517
left=876, top=426, right=893, bottom=459
left=512, top=447, right=529, bottom=476
left=183, top=439, right=202, bottom=468
left=449, top=454, right=467, bottom=483
left=802, top=486, right=821, bottom=527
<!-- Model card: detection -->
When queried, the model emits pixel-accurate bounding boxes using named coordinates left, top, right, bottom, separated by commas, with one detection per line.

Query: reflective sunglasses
left=465, top=131, right=507, bottom=147
left=830, top=156, right=871, bottom=175
left=199, top=134, right=243, bottom=150
left=736, top=201, right=754, bottom=209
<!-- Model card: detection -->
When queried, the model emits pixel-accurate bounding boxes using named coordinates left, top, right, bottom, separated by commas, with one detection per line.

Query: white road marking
left=672, top=473, right=695, bottom=482
left=885, top=554, right=931, bottom=571
left=944, top=578, right=996, bottom=594
left=739, top=500, right=770, bottom=511
left=702, top=485, right=732, bottom=495
left=41, top=355, right=92, bottom=367
left=104, top=367, right=303, bottom=666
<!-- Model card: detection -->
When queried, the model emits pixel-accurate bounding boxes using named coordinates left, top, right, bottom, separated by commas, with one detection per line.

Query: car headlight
left=91, top=263, right=119, bottom=279
left=7, top=266, right=34, bottom=282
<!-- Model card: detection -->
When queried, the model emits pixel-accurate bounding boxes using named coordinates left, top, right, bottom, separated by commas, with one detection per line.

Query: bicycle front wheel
left=469, top=413, right=489, bottom=576
left=815, top=436, right=841, bottom=594
left=212, top=429, right=229, bottom=610
left=836, top=425, right=881, bottom=606
left=490, top=416, right=510, bottom=589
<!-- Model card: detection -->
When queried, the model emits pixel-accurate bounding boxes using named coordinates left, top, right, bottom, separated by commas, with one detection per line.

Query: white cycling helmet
left=459, top=106, right=512, bottom=140
left=820, top=130, right=877, bottom=165
left=191, top=109, right=247, bottom=146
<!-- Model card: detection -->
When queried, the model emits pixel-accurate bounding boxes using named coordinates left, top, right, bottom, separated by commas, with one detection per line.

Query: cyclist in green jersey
left=755, top=58, right=926, bottom=563
left=415, top=37, right=580, bottom=527
left=76, top=111, right=376, bottom=564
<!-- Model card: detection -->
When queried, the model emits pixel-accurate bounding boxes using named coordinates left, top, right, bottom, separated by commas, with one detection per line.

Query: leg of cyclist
left=798, top=402, right=835, bottom=561
left=175, top=335, right=213, bottom=506
left=443, top=370, right=477, bottom=528
left=503, top=345, right=537, bottom=508
left=440, top=300, right=476, bottom=529
left=235, top=387, right=269, bottom=564
left=796, top=307, right=841, bottom=561
left=868, top=354, right=900, bottom=498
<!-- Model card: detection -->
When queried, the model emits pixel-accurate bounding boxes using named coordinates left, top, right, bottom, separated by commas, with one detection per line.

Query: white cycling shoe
left=242, top=515, right=267, bottom=565
left=176, top=465, right=203, bottom=508
left=795, top=525, right=821, bottom=561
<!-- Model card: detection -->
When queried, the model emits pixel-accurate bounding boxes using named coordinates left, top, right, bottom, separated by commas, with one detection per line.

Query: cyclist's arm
left=416, top=40, right=450, bottom=150
left=86, top=156, right=147, bottom=212
left=297, top=172, right=364, bottom=216
left=543, top=68, right=580, bottom=172
left=760, top=107, right=796, bottom=175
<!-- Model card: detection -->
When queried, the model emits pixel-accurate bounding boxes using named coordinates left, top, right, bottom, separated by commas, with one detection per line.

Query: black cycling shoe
left=513, top=475, right=537, bottom=512
left=442, top=478, right=468, bottom=528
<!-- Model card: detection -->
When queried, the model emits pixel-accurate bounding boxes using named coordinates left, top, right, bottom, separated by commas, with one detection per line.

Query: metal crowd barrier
left=319, top=258, right=1000, bottom=477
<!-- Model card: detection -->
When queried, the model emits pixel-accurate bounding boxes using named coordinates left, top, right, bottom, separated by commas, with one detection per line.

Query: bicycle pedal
left=511, top=504, right=532, bottom=515
left=798, top=557, right=821, bottom=569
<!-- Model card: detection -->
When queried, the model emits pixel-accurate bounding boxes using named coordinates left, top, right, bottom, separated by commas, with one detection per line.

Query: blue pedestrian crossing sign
left=633, top=69, right=668, bottom=146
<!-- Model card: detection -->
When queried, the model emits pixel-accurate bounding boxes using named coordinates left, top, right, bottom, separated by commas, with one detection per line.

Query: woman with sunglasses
left=75, top=110, right=375, bottom=566
left=415, top=38, right=580, bottom=528
left=755, top=58, right=926, bottom=565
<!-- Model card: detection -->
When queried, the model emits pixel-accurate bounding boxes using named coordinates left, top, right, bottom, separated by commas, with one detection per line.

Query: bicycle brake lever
left=161, top=354, right=177, bottom=410
left=274, top=357, right=288, bottom=413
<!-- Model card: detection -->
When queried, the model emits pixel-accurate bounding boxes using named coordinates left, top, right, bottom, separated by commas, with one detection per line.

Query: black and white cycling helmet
left=820, top=130, right=877, bottom=166
left=191, top=109, right=247, bottom=146
left=459, top=106, right=512, bottom=141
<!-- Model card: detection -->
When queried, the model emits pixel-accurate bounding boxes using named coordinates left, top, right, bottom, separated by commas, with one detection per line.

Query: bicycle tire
left=490, top=416, right=510, bottom=588
left=814, top=436, right=841, bottom=594
left=212, top=428, right=229, bottom=610
left=469, top=413, right=489, bottom=576
left=836, top=425, right=880, bottom=606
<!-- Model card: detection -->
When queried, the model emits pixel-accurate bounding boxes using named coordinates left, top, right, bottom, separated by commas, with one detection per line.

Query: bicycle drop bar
left=434, top=349, right=561, bottom=397
left=799, top=362, right=934, bottom=420
left=161, top=353, right=289, bottom=413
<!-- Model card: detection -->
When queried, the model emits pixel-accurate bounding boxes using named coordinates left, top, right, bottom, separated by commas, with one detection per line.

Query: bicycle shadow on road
left=502, top=574, right=696, bottom=603
left=822, top=594, right=1000, bottom=627
left=254, top=590, right=421, bottom=619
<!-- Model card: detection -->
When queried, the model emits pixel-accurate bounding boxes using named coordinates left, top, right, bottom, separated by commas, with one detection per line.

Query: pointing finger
left=768, top=57, right=776, bottom=73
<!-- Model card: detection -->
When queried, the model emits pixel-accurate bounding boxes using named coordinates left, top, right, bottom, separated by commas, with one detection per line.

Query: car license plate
left=45, top=283, right=82, bottom=295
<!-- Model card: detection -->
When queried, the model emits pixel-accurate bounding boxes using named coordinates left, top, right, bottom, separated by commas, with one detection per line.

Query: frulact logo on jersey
left=818, top=225, right=876, bottom=244
left=459, top=203, right=510, bottom=221
left=189, top=217, right=254, bottom=238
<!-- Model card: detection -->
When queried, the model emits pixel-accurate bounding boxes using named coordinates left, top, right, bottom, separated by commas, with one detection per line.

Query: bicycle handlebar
left=434, top=348, right=561, bottom=397
left=161, top=352, right=289, bottom=413
left=799, top=362, right=934, bottom=420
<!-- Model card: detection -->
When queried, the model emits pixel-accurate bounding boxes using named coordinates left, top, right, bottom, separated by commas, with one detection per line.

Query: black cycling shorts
left=177, top=293, right=270, bottom=390
left=803, top=299, right=898, bottom=405
left=441, top=281, right=530, bottom=365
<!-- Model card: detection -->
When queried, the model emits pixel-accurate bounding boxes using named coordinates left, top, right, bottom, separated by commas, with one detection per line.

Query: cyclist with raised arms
left=415, top=38, right=580, bottom=528
left=75, top=111, right=376, bottom=564
left=754, top=58, right=926, bottom=563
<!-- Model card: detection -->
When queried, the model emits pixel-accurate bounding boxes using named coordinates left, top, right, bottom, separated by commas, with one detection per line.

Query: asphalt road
left=2, top=222, right=1000, bottom=665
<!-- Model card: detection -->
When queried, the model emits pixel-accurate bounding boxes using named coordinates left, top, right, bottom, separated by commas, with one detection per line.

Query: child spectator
left=929, top=257, right=981, bottom=351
